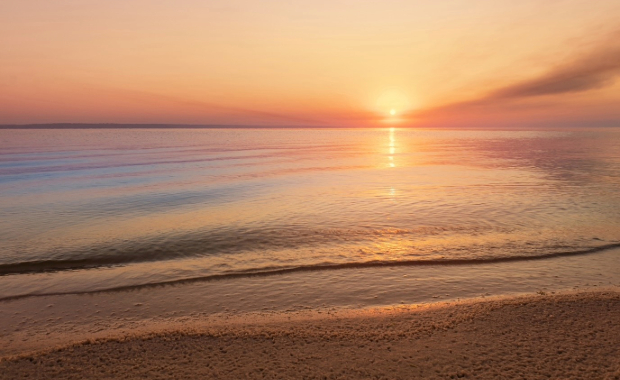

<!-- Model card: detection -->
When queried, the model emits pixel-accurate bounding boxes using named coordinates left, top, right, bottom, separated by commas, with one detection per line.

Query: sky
left=1, top=0, right=619, bottom=128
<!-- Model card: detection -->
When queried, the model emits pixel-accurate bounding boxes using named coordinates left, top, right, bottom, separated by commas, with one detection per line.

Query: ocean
left=1, top=127, right=619, bottom=300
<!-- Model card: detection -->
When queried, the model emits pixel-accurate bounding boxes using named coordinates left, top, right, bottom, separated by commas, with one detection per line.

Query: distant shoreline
left=1, top=123, right=619, bottom=130
left=0, top=123, right=331, bottom=129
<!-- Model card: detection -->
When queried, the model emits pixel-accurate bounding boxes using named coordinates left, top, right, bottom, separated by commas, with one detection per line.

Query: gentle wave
left=0, top=225, right=508, bottom=275
left=1, top=243, right=618, bottom=302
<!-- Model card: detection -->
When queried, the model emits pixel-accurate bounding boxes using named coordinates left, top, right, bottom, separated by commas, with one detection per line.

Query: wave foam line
left=1, top=243, right=619, bottom=302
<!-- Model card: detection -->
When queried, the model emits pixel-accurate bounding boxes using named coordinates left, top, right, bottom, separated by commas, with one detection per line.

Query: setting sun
left=1, top=2, right=620, bottom=378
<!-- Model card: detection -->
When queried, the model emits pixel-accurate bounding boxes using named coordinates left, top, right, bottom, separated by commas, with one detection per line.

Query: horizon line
left=1, top=122, right=618, bottom=130
left=0, top=123, right=341, bottom=129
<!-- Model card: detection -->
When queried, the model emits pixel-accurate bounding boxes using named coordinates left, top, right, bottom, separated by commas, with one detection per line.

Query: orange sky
left=1, top=0, right=619, bottom=128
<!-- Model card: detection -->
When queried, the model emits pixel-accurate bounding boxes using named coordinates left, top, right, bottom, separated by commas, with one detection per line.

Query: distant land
left=0, top=123, right=329, bottom=129
left=1, top=122, right=618, bottom=130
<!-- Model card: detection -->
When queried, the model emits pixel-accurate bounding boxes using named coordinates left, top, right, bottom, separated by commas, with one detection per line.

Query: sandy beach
left=2, top=290, right=618, bottom=379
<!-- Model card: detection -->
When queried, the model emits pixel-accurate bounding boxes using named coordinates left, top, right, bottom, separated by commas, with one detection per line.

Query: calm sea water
left=1, top=128, right=619, bottom=299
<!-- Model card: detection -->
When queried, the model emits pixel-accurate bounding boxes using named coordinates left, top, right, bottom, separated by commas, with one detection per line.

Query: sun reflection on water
left=388, top=127, right=396, bottom=168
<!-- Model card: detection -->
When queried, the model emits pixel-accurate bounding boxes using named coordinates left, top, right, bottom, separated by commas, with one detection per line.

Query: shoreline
left=2, top=290, right=619, bottom=379
left=1, top=247, right=619, bottom=360
left=4, top=242, right=620, bottom=302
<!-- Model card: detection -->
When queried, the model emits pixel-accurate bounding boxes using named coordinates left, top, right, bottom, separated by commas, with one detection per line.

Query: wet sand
left=1, top=290, right=619, bottom=379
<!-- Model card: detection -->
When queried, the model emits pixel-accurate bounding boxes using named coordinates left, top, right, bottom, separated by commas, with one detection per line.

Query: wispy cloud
left=414, top=33, right=620, bottom=122
left=491, top=43, right=620, bottom=99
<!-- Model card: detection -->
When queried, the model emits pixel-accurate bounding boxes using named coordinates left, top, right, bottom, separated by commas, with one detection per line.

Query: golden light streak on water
left=388, top=127, right=396, bottom=168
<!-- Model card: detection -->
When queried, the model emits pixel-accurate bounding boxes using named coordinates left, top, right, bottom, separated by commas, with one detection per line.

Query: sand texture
left=1, top=291, right=619, bottom=379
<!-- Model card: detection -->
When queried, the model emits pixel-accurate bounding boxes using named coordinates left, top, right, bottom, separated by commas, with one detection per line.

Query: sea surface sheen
left=1, top=128, right=619, bottom=298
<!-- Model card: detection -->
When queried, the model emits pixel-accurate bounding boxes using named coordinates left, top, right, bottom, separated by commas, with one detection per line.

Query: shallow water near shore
left=1, top=127, right=620, bottom=300
left=1, top=246, right=619, bottom=357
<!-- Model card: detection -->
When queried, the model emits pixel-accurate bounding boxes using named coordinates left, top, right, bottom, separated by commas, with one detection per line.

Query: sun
left=390, top=109, right=396, bottom=116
